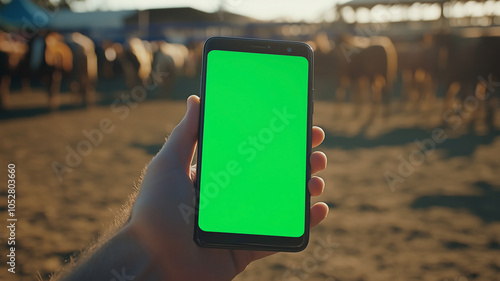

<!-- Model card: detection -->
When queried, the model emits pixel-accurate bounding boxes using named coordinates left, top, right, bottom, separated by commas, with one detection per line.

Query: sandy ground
left=1, top=91, right=500, bottom=281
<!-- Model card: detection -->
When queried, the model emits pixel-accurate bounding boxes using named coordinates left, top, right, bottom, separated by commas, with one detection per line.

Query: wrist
left=59, top=224, right=165, bottom=281
left=119, top=223, right=166, bottom=280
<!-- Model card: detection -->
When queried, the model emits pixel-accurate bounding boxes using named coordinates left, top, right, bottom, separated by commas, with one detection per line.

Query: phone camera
left=267, top=45, right=271, bottom=49
left=287, top=47, right=292, bottom=52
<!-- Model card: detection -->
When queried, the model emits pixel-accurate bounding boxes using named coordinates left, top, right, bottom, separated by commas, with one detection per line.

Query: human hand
left=128, top=95, right=328, bottom=280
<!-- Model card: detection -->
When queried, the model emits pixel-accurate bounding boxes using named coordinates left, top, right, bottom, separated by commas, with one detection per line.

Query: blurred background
left=1, top=0, right=500, bottom=280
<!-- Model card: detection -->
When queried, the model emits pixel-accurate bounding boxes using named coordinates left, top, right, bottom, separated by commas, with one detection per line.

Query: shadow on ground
left=411, top=181, right=500, bottom=223
left=322, top=126, right=500, bottom=158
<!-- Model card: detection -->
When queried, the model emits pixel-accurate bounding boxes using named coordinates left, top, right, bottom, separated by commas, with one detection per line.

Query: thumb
left=155, top=95, right=200, bottom=172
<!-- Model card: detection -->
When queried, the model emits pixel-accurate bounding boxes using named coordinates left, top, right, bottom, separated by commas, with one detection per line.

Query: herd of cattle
left=313, top=30, right=499, bottom=128
left=1, top=29, right=499, bottom=129
left=0, top=30, right=202, bottom=110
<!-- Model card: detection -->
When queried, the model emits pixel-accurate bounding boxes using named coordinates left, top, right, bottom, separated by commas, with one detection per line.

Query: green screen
left=199, top=49, right=308, bottom=237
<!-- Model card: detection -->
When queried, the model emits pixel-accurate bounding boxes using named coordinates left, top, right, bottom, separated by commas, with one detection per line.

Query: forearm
left=55, top=225, right=164, bottom=281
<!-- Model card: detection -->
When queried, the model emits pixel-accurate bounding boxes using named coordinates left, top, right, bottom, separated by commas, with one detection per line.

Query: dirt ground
left=1, top=91, right=499, bottom=281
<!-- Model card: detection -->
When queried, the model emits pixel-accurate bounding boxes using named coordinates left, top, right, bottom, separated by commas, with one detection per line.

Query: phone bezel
left=194, top=36, right=314, bottom=252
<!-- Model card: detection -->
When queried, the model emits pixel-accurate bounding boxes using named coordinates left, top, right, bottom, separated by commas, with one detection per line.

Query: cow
left=44, top=31, right=73, bottom=110
left=320, top=32, right=398, bottom=117
left=67, top=32, right=98, bottom=107
left=394, top=33, right=443, bottom=112
left=439, top=32, right=500, bottom=132
left=0, top=30, right=28, bottom=110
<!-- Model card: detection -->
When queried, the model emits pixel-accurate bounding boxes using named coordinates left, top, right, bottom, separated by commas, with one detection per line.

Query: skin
left=57, top=95, right=328, bottom=281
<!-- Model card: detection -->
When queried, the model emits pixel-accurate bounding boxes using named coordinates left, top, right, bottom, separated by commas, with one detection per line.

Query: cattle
left=392, top=30, right=499, bottom=131
left=44, top=32, right=73, bottom=110
left=149, top=41, right=177, bottom=98
left=317, top=32, right=398, bottom=117
left=0, top=30, right=28, bottom=110
left=1, top=31, right=73, bottom=111
left=394, top=33, right=443, bottom=112
left=102, top=41, right=141, bottom=90
left=439, top=32, right=500, bottom=132
left=67, top=32, right=98, bottom=107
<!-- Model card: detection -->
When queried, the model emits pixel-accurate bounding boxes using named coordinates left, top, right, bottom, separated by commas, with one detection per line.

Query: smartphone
left=194, top=37, right=314, bottom=252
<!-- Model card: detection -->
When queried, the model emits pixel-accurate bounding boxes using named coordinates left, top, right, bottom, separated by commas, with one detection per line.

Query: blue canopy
left=0, top=0, right=50, bottom=27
